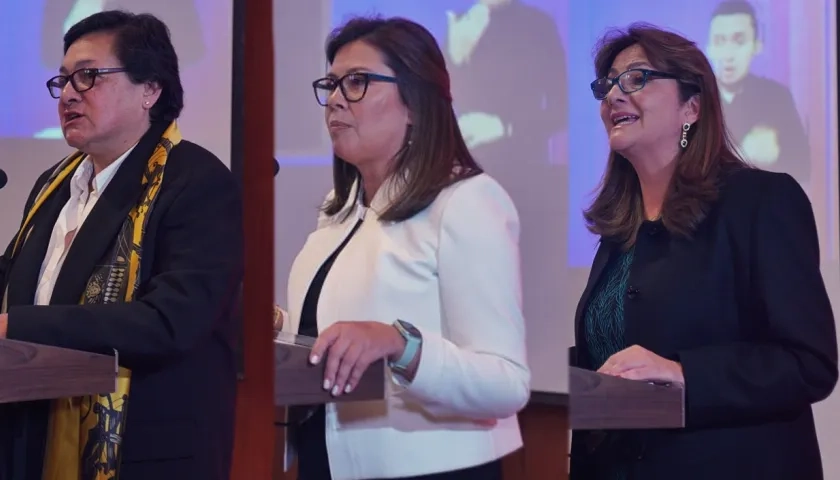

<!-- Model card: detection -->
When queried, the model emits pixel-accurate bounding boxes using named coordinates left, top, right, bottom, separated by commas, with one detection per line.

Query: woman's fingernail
left=331, top=385, right=340, bottom=396
left=344, top=384, right=353, bottom=394
left=323, top=379, right=331, bottom=390
left=310, top=355, right=319, bottom=364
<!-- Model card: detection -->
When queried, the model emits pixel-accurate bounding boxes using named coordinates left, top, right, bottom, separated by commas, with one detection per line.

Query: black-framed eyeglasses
left=590, top=68, right=680, bottom=100
left=312, top=72, right=397, bottom=106
left=46, top=67, right=127, bottom=99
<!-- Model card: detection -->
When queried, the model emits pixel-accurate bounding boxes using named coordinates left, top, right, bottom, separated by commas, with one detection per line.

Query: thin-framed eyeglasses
left=590, top=68, right=680, bottom=100
left=46, top=67, right=127, bottom=99
left=312, top=72, right=397, bottom=106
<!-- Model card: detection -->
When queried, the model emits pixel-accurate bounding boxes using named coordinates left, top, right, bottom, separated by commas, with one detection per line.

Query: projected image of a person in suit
left=705, top=0, right=810, bottom=186
left=443, top=0, right=567, bottom=158
left=443, top=0, right=571, bottom=331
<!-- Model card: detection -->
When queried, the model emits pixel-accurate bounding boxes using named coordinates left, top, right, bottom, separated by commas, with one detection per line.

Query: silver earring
left=680, top=122, right=691, bottom=148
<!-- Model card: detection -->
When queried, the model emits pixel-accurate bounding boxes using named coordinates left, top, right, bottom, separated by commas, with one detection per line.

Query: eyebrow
left=609, top=61, right=653, bottom=75
left=326, top=66, right=373, bottom=78
left=59, top=59, right=95, bottom=74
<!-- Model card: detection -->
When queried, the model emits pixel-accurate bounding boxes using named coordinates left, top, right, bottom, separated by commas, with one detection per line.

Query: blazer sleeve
left=6, top=160, right=244, bottom=370
left=0, top=243, right=9, bottom=292
left=1, top=168, right=56, bottom=292
left=677, top=173, right=838, bottom=428
left=395, top=176, right=531, bottom=419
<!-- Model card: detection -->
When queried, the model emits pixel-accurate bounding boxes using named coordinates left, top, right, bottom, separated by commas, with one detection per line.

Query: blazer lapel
left=5, top=181, right=72, bottom=307
left=49, top=122, right=168, bottom=305
left=573, top=239, right=615, bottom=344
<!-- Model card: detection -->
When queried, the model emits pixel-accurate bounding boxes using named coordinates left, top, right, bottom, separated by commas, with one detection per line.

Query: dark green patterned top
left=585, top=246, right=635, bottom=369
left=582, top=246, right=635, bottom=480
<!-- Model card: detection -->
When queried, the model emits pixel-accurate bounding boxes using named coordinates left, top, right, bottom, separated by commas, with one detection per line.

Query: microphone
left=0, top=169, right=7, bottom=190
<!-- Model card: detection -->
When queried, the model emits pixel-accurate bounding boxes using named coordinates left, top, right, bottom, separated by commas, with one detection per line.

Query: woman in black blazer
left=569, top=23, right=838, bottom=480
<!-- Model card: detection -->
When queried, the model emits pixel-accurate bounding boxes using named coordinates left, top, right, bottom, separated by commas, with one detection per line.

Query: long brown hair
left=321, top=16, right=481, bottom=222
left=584, top=23, right=749, bottom=247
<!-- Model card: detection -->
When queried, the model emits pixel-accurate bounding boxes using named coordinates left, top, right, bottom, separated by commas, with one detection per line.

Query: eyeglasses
left=590, top=68, right=680, bottom=100
left=312, top=72, right=397, bottom=106
left=46, top=67, right=127, bottom=99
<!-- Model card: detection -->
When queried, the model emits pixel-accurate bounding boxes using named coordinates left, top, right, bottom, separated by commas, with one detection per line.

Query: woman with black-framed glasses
left=46, top=67, right=127, bottom=98
left=589, top=68, right=682, bottom=101
left=2, top=10, right=240, bottom=480
left=312, top=72, right=398, bottom=106
left=276, top=15, right=530, bottom=480
left=569, top=23, right=836, bottom=480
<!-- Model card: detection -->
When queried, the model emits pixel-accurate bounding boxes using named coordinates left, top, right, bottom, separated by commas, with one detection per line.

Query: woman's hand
left=273, top=305, right=286, bottom=332
left=310, top=321, right=406, bottom=397
left=598, top=344, right=685, bottom=386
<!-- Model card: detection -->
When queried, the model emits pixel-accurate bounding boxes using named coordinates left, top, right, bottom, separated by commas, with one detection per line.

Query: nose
left=59, top=81, right=81, bottom=104
left=326, top=86, right=348, bottom=109
left=605, top=82, right=625, bottom=104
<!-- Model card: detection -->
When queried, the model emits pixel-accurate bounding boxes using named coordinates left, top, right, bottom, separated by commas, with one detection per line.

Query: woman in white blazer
left=280, top=16, right=530, bottom=480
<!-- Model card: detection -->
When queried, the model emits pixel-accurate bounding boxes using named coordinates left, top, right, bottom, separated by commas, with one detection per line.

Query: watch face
left=397, top=320, right=421, bottom=338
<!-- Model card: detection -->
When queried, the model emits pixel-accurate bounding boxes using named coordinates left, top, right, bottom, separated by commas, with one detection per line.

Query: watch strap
left=390, top=320, right=421, bottom=371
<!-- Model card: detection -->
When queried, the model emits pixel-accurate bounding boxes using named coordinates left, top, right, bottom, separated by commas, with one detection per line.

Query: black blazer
left=569, top=168, right=838, bottom=480
left=0, top=123, right=243, bottom=480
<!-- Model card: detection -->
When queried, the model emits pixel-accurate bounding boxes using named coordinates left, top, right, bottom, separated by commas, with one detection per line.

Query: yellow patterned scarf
left=5, top=122, right=181, bottom=480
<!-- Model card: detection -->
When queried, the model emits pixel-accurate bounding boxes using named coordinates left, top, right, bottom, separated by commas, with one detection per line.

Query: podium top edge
left=274, top=331, right=316, bottom=348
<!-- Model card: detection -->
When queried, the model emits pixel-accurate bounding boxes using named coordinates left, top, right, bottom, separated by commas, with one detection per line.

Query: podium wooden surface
left=0, top=338, right=117, bottom=403
left=274, top=332, right=386, bottom=406
left=569, top=366, right=684, bottom=430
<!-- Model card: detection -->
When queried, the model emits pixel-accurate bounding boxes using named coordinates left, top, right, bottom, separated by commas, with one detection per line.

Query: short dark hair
left=585, top=23, right=749, bottom=247
left=711, top=1, right=759, bottom=38
left=320, top=16, right=482, bottom=223
left=64, top=10, right=184, bottom=123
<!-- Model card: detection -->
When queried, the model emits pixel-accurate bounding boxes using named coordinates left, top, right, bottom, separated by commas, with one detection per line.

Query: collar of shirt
left=71, top=144, right=137, bottom=200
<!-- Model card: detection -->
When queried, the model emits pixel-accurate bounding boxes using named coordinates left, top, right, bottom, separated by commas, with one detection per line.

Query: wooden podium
left=273, top=332, right=385, bottom=406
left=272, top=333, right=388, bottom=478
left=569, top=366, right=684, bottom=430
left=0, top=338, right=117, bottom=402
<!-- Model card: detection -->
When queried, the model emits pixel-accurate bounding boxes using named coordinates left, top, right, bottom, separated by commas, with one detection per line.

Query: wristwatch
left=389, top=319, right=422, bottom=373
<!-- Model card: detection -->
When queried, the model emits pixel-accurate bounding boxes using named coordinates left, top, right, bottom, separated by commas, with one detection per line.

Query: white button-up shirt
left=34, top=146, right=135, bottom=305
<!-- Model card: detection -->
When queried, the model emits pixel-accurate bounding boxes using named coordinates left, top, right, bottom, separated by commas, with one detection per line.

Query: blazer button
left=626, top=286, right=639, bottom=299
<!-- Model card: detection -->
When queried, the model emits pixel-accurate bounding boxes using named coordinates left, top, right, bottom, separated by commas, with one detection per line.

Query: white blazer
left=283, top=173, right=530, bottom=480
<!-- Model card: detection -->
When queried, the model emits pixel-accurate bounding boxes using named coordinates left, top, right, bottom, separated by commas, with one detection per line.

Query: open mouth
left=612, top=115, right=639, bottom=126
left=64, top=113, right=83, bottom=123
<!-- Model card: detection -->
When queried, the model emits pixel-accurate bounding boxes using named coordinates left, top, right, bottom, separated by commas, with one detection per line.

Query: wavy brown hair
left=321, top=16, right=481, bottom=222
left=584, top=23, right=749, bottom=247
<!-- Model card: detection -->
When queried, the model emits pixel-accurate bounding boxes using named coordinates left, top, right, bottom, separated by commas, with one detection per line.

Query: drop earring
left=680, top=122, right=691, bottom=148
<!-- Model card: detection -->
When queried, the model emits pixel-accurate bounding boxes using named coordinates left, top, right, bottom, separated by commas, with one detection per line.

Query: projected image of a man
left=444, top=0, right=567, bottom=158
left=706, top=0, right=810, bottom=185
left=443, top=0, right=570, bottom=349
